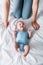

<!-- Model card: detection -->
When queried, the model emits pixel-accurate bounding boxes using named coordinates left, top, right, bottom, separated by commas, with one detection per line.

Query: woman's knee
left=22, top=0, right=33, bottom=19
left=11, top=0, right=22, bottom=18
left=22, top=12, right=32, bottom=19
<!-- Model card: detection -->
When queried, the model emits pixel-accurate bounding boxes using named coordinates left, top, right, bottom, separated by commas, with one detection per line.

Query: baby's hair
left=15, top=21, right=24, bottom=30
left=13, top=19, right=20, bottom=30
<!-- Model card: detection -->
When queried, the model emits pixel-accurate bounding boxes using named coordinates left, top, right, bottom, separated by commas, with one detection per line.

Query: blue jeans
left=11, top=0, right=33, bottom=19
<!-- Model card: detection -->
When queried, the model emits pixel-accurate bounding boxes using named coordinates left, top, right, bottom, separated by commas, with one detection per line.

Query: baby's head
left=16, top=21, right=26, bottom=31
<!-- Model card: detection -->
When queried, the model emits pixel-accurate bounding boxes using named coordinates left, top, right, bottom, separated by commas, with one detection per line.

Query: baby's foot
left=22, top=53, right=26, bottom=61
left=17, top=52, right=22, bottom=56
left=23, top=56, right=26, bottom=61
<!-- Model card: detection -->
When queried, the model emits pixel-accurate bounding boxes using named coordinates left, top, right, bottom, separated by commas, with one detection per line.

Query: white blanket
left=0, top=0, right=43, bottom=65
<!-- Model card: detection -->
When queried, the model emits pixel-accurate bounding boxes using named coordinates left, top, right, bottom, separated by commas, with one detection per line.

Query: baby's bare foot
left=22, top=53, right=26, bottom=61
left=23, top=56, right=26, bottom=61
left=17, top=52, right=21, bottom=56
left=22, top=52, right=27, bottom=57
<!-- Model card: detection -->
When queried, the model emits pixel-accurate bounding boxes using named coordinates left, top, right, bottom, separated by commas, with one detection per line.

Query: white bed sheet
left=0, top=0, right=43, bottom=65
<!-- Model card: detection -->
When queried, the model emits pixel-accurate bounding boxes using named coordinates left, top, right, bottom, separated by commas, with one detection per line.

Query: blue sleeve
left=27, top=30, right=29, bottom=38
left=16, top=31, right=18, bottom=36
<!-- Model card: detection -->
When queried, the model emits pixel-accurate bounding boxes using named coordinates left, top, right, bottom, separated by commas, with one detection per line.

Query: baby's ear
left=15, top=26, right=18, bottom=31
left=14, top=25, right=17, bottom=30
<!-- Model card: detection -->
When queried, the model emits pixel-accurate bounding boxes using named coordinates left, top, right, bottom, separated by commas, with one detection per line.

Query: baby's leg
left=15, top=42, right=19, bottom=51
left=23, top=45, right=30, bottom=57
left=14, top=42, right=21, bottom=56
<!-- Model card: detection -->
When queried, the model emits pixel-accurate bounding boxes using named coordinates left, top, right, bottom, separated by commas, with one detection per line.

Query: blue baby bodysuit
left=16, top=30, right=29, bottom=51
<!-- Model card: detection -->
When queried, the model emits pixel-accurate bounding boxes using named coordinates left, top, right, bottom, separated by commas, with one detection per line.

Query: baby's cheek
left=24, top=26, right=26, bottom=29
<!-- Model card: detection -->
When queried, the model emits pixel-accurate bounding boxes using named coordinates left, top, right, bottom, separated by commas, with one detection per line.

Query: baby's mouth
left=21, top=27, right=23, bottom=29
left=21, top=27, right=24, bottom=30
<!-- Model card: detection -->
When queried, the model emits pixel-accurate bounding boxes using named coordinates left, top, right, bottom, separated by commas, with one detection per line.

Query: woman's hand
left=32, top=21, right=40, bottom=30
left=31, top=15, right=40, bottom=30
left=4, top=21, right=9, bottom=28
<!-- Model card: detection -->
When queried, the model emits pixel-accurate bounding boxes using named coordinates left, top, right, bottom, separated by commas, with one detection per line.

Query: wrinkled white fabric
left=0, top=0, right=43, bottom=65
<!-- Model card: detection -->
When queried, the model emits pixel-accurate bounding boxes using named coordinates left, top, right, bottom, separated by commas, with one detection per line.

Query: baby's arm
left=13, top=30, right=16, bottom=39
left=28, top=29, right=32, bottom=38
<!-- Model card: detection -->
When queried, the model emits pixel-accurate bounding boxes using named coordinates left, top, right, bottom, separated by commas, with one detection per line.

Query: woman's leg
left=10, top=0, right=23, bottom=18
left=22, top=0, right=33, bottom=19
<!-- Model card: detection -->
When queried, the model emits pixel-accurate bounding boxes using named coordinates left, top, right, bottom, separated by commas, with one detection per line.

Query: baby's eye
left=22, top=23, right=24, bottom=25
left=19, top=24, right=21, bottom=25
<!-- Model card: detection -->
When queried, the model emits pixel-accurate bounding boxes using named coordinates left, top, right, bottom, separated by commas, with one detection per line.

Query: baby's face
left=17, top=21, right=26, bottom=31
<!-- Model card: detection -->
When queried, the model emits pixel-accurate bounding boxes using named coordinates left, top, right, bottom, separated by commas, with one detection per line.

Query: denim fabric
left=22, top=0, right=33, bottom=19
left=11, top=0, right=33, bottom=19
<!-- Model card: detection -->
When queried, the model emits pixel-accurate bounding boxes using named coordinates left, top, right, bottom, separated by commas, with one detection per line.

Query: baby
left=13, top=21, right=32, bottom=58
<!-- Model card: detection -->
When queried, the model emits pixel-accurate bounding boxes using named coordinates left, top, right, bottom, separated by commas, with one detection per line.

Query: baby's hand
left=17, top=52, right=22, bottom=56
left=29, top=29, right=32, bottom=33
left=28, top=29, right=32, bottom=38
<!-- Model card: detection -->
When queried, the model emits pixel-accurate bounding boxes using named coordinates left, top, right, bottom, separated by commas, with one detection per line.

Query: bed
left=0, top=0, right=43, bottom=65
